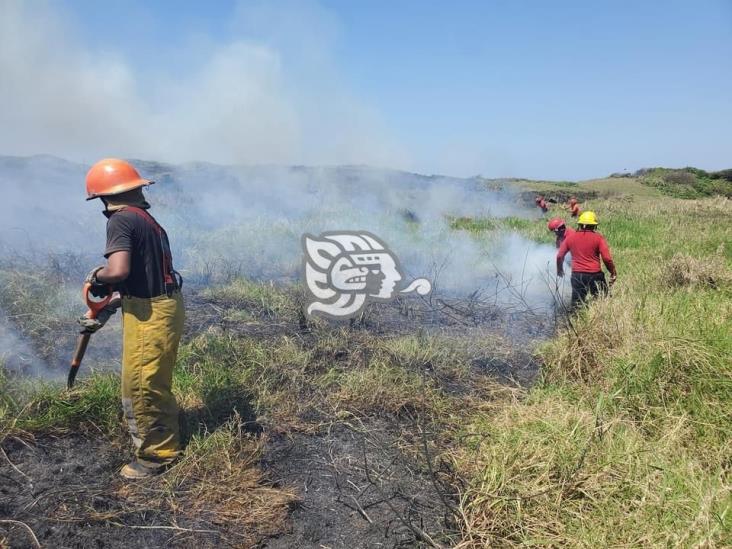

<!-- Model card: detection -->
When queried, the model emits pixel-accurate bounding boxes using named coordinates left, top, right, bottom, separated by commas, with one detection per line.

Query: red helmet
left=85, top=158, right=153, bottom=200
left=547, top=218, right=566, bottom=231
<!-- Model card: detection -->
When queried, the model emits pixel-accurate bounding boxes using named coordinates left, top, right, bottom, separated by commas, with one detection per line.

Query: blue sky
left=8, top=1, right=732, bottom=179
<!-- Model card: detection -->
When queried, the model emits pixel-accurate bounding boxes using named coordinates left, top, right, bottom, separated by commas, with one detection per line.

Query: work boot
left=119, top=458, right=167, bottom=480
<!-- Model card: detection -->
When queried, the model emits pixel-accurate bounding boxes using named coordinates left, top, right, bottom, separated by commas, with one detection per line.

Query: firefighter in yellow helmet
left=80, top=158, right=184, bottom=479
left=556, top=211, right=617, bottom=306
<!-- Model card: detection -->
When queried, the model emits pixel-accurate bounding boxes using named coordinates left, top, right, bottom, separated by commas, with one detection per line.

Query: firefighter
left=535, top=195, right=548, bottom=213
left=547, top=217, right=574, bottom=248
left=79, top=158, right=184, bottom=479
left=568, top=197, right=581, bottom=218
left=556, top=211, right=616, bottom=306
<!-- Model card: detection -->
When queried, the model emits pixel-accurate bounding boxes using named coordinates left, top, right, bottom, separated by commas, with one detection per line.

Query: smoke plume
left=0, top=1, right=404, bottom=168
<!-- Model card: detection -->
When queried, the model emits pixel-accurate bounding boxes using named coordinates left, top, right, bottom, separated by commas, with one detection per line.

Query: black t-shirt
left=104, top=208, right=176, bottom=298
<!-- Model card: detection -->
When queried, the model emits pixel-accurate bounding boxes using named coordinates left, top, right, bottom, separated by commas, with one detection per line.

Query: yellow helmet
left=578, top=211, right=598, bottom=225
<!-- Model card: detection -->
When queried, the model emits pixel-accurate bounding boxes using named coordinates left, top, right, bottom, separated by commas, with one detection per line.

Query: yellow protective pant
left=121, top=291, right=185, bottom=463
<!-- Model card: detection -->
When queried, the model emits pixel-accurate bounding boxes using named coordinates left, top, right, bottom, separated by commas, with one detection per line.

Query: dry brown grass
left=4, top=190, right=729, bottom=546
left=542, top=297, right=631, bottom=384
left=116, top=415, right=297, bottom=546
left=663, top=249, right=732, bottom=289
left=449, top=393, right=730, bottom=547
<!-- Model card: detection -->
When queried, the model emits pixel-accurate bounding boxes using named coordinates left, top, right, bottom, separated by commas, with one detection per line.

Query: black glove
left=86, top=265, right=110, bottom=298
left=77, top=297, right=121, bottom=333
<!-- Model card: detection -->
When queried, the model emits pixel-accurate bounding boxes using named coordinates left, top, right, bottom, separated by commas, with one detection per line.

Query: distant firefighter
left=535, top=195, right=548, bottom=213
left=547, top=217, right=574, bottom=248
left=556, top=211, right=616, bottom=307
left=568, top=196, right=581, bottom=217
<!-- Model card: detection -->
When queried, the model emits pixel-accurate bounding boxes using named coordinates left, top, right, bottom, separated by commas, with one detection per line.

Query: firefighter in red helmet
left=535, top=195, right=548, bottom=214
left=547, top=217, right=574, bottom=248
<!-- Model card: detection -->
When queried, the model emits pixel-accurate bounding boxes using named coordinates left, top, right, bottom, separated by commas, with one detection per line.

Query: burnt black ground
left=262, top=422, right=455, bottom=549
left=0, top=434, right=180, bottom=549
left=0, top=425, right=454, bottom=549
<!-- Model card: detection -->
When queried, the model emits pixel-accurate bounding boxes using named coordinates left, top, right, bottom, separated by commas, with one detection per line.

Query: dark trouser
left=570, top=271, right=607, bottom=306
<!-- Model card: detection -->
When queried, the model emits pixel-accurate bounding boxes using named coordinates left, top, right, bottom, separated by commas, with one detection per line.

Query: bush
left=637, top=167, right=732, bottom=198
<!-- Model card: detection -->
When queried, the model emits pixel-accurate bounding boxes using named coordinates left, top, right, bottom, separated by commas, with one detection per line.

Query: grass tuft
left=118, top=415, right=297, bottom=546
left=1, top=374, right=121, bottom=438
left=663, top=250, right=732, bottom=289
left=200, top=277, right=301, bottom=321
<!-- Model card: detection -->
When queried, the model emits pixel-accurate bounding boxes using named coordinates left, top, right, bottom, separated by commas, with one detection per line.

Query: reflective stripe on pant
left=570, top=271, right=607, bottom=306
left=121, top=291, right=184, bottom=463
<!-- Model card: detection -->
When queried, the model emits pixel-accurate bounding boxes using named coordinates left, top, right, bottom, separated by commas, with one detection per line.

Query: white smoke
left=0, top=309, right=52, bottom=378
left=0, top=0, right=404, bottom=168
left=0, top=156, right=558, bottom=377
left=0, top=156, right=552, bottom=292
left=0, top=0, right=560, bottom=377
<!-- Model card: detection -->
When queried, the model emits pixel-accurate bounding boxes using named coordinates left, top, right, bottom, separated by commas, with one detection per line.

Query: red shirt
left=557, top=229, right=616, bottom=274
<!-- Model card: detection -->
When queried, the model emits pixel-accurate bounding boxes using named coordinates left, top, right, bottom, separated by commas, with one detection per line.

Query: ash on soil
left=0, top=425, right=455, bottom=549
left=263, top=422, right=455, bottom=549
left=0, top=434, right=191, bottom=549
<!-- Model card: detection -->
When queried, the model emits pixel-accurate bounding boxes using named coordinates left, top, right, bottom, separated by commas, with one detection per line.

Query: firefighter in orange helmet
left=81, top=159, right=184, bottom=479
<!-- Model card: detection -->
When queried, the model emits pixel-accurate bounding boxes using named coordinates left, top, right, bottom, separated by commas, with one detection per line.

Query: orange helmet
left=85, top=158, right=153, bottom=200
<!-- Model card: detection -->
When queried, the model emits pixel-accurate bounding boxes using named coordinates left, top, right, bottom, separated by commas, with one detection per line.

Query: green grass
left=0, top=325, right=502, bottom=441
left=200, top=277, right=301, bottom=321
left=0, top=373, right=121, bottom=436
left=580, top=176, right=663, bottom=197
left=450, top=214, right=551, bottom=246
left=453, top=390, right=730, bottom=547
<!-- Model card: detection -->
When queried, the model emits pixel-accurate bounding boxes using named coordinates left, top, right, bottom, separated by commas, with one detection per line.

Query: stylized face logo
left=340, top=252, right=403, bottom=298
left=302, top=231, right=430, bottom=319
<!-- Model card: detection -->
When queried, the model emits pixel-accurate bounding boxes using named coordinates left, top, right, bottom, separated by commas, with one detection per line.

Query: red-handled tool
left=67, top=282, right=114, bottom=389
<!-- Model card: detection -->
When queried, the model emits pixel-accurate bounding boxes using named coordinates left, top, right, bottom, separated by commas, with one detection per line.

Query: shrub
left=638, top=167, right=732, bottom=198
